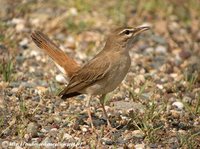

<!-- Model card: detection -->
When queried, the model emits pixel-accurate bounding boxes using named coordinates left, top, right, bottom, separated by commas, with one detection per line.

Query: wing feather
left=59, top=55, right=110, bottom=96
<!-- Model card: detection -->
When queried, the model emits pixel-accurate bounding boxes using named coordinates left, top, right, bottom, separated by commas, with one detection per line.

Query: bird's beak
left=133, top=25, right=150, bottom=36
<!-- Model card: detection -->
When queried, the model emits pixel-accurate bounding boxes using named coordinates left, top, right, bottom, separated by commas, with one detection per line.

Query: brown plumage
left=31, top=31, right=80, bottom=78
left=58, top=26, right=150, bottom=100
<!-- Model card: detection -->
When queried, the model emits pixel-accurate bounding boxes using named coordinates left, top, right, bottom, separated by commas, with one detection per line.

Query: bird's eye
left=124, top=30, right=130, bottom=35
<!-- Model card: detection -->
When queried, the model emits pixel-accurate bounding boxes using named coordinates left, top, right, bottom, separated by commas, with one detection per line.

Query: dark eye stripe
left=118, top=29, right=134, bottom=35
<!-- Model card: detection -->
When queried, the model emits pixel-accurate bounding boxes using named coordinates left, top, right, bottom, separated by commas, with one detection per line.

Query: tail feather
left=60, top=92, right=82, bottom=99
left=31, top=31, right=80, bottom=78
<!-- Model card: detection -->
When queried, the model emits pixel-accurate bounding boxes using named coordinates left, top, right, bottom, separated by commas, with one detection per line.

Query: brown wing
left=31, top=31, right=80, bottom=77
left=58, top=55, right=110, bottom=98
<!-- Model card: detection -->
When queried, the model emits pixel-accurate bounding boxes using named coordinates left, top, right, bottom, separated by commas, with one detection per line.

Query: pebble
left=135, top=143, right=146, bottom=149
left=101, top=137, right=114, bottom=145
left=156, top=84, right=164, bottom=89
left=20, top=82, right=35, bottom=88
left=63, top=133, right=73, bottom=140
left=55, top=74, right=67, bottom=83
left=49, top=128, right=58, bottom=137
left=170, top=110, right=181, bottom=119
left=19, top=38, right=28, bottom=49
left=9, top=81, right=20, bottom=87
left=80, top=125, right=88, bottom=132
left=151, top=35, right=166, bottom=44
left=182, top=96, right=192, bottom=104
left=24, top=133, right=30, bottom=142
left=132, top=130, right=145, bottom=139
left=155, top=45, right=167, bottom=54
left=41, top=137, right=54, bottom=149
left=134, top=75, right=145, bottom=85
left=179, top=50, right=191, bottom=59
left=1, top=141, right=9, bottom=148
left=27, top=122, right=39, bottom=137
left=15, top=146, right=23, bottom=149
left=11, top=87, right=18, bottom=93
left=172, top=101, right=184, bottom=110
left=145, top=47, right=154, bottom=53
left=53, top=116, right=62, bottom=123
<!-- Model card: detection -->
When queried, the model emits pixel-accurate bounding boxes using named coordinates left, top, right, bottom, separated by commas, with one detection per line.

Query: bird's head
left=106, top=25, right=150, bottom=51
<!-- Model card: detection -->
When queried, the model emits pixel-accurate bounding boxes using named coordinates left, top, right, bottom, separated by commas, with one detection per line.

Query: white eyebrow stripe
left=118, top=28, right=135, bottom=35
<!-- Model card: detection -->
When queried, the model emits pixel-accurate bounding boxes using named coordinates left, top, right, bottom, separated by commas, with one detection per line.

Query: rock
left=11, top=87, right=18, bottom=93
left=132, top=130, right=145, bottom=139
left=172, top=101, right=184, bottom=110
left=41, top=137, right=54, bottom=149
left=1, top=141, right=9, bottom=148
left=36, top=86, right=47, bottom=95
left=27, top=122, right=39, bottom=137
left=53, top=116, right=62, bottom=123
left=135, top=143, right=146, bottom=149
left=182, top=96, right=192, bottom=104
left=155, top=45, right=167, bottom=54
left=16, top=145, right=23, bottom=149
left=24, top=133, right=31, bottom=142
left=113, top=101, right=145, bottom=112
left=62, top=133, right=73, bottom=140
left=55, top=74, right=67, bottom=83
left=145, top=47, right=154, bottom=53
left=170, top=110, right=181, bottom=119
left=151, top=35, right=166, bottom=44
left=49, top=128, right=58, bottom=137
left=101, top=137, right=114, bottom=145
left=179, top=50, right=191, bottom=59
left=9, top=81, right=20, bottom=87
left=19, top=38, right=29, bottom=49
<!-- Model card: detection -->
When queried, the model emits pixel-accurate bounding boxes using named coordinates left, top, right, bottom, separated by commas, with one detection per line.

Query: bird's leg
left=99, top=94, right=112, bottom=127
left=85, top=95, right=94, bottom=129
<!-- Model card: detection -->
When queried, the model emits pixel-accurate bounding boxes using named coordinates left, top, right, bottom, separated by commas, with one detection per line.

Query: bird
left=31, top=25, right=150, bottom=128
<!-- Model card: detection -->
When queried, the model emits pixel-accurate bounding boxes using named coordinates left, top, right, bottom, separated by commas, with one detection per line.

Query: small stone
left=19, top=38, right=28, bottom=49
left=135, top=143, right=146, bottom=149
left=55, top=74, right=67, bottom=83
left=179, top=50, right=191, bottom=59
left=36, top=86, right=47, bottom=95
left=1, top=141, right=9, bottom=148
left=170, top=110, right=181, bottom=119
left=80, top=126, right=88, bottom=132
left=41, top=128, right=48, bottom=133
left=16, top=145, right=23, bottom=149
left=53, top=116, right=62, bottom=123
left=24, top=133, right=30, bottom=141
left=27, top=122, right=38, bottom=137
left=101, top=137, right=114, bottom=145
left=145, top=47, right=154, bottom=53
left=30, top=50, right=40, bottom=57
left=69, top=7, right=78, bottom=16
left=155, top=45, right=167, bottom=54
left=11, top=88, right=18, bottom=93
left=41, top=137, right=54, bottom=149
left=182, top=96, right=192, bottom=104
left=156, top=84, right=163, bottom=89
left=134, top=88, right=140, bottom=94
left=134, top=75, right=145, bottom=85
left=172, top=101, right=184, bottom=110
left=49, top=128, right=58, bottom=137
left=132, top=130, right=145, bottom=139
left=63, top=133, right=73, bottom=140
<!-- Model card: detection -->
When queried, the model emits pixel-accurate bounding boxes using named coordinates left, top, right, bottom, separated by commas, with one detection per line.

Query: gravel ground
left=0, top=0, right=200, bottom=148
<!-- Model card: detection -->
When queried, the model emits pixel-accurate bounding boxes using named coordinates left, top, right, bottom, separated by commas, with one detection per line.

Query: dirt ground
left=0, top=0, right=200, bottom=148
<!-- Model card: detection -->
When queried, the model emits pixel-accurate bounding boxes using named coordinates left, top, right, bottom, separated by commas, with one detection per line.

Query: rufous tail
left=31, top=31, right=80, bottom=78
